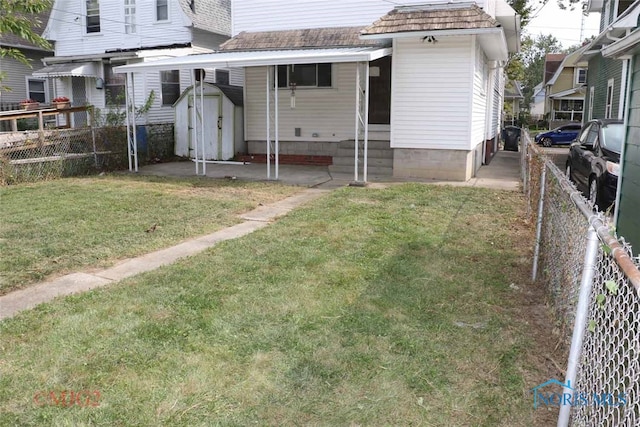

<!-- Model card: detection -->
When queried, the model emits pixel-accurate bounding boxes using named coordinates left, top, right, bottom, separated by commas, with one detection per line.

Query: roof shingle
left=220, top=27, right=388, bottom=51
left=0, top=8, right=52, bottom=51
left=361, top=4, right=499, bottom=36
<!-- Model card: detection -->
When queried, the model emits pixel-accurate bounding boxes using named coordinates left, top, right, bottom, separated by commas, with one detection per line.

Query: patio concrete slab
left=138, top=161, right=333, bottom=188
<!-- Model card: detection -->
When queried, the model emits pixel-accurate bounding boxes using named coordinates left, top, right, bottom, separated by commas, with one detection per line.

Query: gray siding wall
left=617, top=54, right=640, bottom=249
left=585, top=55, right=624, bottom=119
left=0, top=51, right=51, bottom=104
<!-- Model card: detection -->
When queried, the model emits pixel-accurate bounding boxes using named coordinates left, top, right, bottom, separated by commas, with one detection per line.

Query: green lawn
left=0, top=175, right=299, bottom=294
left=0, top=184, right=551, bottom=425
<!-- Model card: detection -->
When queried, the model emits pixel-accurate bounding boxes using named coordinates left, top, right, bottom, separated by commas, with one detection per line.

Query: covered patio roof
left=114, top=46, right=389, bottom=183
left=114, top=46, right=391, bottom=74
left=33, top=61, right=100, bottom=78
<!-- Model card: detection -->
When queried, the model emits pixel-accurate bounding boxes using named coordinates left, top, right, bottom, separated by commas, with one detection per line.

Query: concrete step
left=329, top=164, right=393, bottom=176
left=336, top=147, right=393, bottom=159
left=332, top=156, right=393, bottom=168
left=338, top=139, right=391, bottom=150
left=367, top=130, right=390, bottom=140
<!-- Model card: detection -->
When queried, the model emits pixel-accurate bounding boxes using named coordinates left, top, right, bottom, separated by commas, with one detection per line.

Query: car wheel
left=588, top=176, right=598, bottom=208
left=541, top=137, right=553, bottom=147
left=565, top=163, right=572, bottom=180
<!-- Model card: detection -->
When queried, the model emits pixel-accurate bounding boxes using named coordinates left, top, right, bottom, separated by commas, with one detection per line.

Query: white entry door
left=189, top=95, right=220, bottom=160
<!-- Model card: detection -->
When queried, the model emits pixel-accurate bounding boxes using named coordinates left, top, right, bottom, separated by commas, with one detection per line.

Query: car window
left=566, top=124, right=582, bottom=131
left=578, top=124, right=592, bottom=144
left=601, top=123, right=624, bottom=153
left=585, top=126, right=599, bottom=146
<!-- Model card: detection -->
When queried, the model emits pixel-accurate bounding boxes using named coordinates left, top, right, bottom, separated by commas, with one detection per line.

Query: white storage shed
left=173, top=82, right=244, bottom=161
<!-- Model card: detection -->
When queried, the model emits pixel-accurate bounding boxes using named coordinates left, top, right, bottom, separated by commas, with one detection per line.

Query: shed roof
left=175, top=82, right=243, bottom=106
left=220, top=27, right=387, bottom=51
left=214, top=83, right=243, bottom=106
left=360, top=3, right=499, bottom=36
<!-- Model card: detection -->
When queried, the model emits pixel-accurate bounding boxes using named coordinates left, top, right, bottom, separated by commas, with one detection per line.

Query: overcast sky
left=526, top=1, right=602, bottom=48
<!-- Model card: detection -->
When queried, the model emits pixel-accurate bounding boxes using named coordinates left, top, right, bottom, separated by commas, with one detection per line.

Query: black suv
left=565, top=119, right=624, bottom=211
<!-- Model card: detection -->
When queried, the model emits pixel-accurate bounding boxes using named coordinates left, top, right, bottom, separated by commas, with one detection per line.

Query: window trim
left=124, top=0, right=136, bottom=34
left=275, top=63, right=333, bottom=89
left=104, top=63, right=126, bottom=106
left=156, top=0, right=169, bottom=22
left=605, top=78, right=615, bottom=119
left=575, top=67, right=587, bottom=85
left=25, top=77, right=48, bottom=104
left=160, top=70, right=180, bottom=106
left=85, top=0, right=101, bottom=34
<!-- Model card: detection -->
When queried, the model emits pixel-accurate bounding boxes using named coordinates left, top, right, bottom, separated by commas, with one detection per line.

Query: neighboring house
left=117, top=0, right=520, bottom=181
left=581, top=0, right=637, bottom=121
left=35, top=0, right=232, bottom=126
left=529, top=82, right=546, bottom=120
left=0, top=8, right=53, bottom=107
left=594, top=0, right=640, bottom=249
left=544, top=45, right=589, bottom=127
left=504, top=79, right=523, bottom=125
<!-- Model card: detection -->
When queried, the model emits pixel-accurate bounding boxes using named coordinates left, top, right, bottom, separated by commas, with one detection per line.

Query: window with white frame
left=161, top=70, right=180, bottom=105
left=156, top=0, right=168, bottom=21
left=606, top=79, right=614, bottom=119
left=124, top=0, right=136, bottom=34
left=27, top=78, right=47, bottom=103
left=104, top=64, right=125, bottom=105
left=575, top=68, right=587, bottom=85
left=276, top=64, right=332, bottom=88
left=86, top=0, right=100, bottom=33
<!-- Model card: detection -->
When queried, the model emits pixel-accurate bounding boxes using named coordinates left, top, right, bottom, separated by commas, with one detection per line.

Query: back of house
left=227, top=0, right=520, bottom=180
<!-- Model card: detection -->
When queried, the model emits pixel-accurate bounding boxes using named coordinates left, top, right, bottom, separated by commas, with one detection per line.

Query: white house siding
left=229, top=68, right=245, bottom=87
left=390, top=36, right=473, bottom=150
left=47, top=0, right=192, bottom=56
left=491, top=69, right=504, bottom=138
left=141, top=69, right=193, bottom=124
left=244, top=63, right=357, bottom=143
left=232, top=0, right=488, bottom=34
left=471, top=39, right=488, bottom=149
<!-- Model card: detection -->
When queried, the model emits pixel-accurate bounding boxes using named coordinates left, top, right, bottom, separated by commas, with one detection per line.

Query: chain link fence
left=523, top=132, right=640, bottom=426
left=0, top=123, right=174, bottom=185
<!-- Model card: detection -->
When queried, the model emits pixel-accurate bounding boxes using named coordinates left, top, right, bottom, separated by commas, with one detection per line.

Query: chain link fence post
left=557, top=225, right=600, bottom=427
left=532, top=164, right=546, bottom=281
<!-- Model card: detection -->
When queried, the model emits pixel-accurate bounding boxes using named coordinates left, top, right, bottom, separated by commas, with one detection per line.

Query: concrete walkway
left=0, top=149, right=521, bottom=320
left=0, top=189, right=329, bottom=320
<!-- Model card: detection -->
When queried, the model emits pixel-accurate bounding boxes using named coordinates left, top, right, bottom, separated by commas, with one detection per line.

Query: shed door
left=189, top=95, right=220, bottom=160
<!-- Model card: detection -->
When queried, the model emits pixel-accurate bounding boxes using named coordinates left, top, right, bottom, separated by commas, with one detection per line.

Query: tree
left=504, top=0, right=535, bottom=87
left=515, top=34, right=564, bottom=108
left=0, top=0, right=53, bottom=90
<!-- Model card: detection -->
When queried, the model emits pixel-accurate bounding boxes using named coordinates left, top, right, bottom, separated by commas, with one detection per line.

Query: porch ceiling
left=114, top=47, right=392, bottom=74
